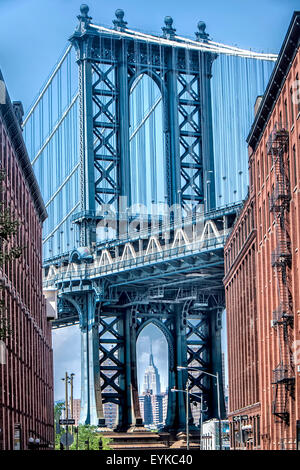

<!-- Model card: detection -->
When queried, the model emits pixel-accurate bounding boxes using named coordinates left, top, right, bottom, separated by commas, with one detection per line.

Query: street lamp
left=177, top=366, right=222, bottom=450
left=171, top=381, right=191, bottom=450
left=28, top=437, right=40, bottom=450
left=171, top=380, right=203, bottom=450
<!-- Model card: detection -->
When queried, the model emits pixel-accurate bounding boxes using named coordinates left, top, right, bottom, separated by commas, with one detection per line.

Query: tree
left=69, top=424, right=111, bottom=451
left=54, top=401, right=65, bottom=449
left=55, top=421, right=111, bottom=451
left=0, top=168, right=22, bottom=340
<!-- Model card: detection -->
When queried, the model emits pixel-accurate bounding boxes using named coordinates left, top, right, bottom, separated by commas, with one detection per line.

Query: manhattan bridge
left=23, top=5, right=276, bottom=435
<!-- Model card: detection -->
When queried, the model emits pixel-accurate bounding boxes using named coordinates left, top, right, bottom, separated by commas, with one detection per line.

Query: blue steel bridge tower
left=26, top=5, right=276, bottom=434
left=67, top=5, right=219, bottom=431
left=71, top=6, right=217, bottom=247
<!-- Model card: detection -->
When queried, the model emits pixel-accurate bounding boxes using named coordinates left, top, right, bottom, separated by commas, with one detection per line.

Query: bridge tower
left=51, top=4, right=228, bottom=434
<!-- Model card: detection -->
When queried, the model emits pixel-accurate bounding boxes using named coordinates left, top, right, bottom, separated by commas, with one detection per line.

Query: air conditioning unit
left=43, top=287, right=58, bottom=320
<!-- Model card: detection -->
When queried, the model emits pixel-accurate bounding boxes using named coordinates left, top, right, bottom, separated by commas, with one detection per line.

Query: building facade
left=0, top=71, right=54, bottom=449
left=224, top=12, right=300, bottom=450
left=224, top=195, right=260, bottom=449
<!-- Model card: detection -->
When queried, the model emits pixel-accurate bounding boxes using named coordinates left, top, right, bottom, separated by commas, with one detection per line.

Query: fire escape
left=268, top=127, right=295, bottom=425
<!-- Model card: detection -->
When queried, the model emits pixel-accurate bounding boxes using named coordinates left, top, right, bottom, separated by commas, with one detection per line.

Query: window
left=261, top=152, right=264, bottom=181
left=279, top=111, right=282, bottom=128
left=296, top=74, right=300, bottom=115
left=284, top=99, right=288, bottom=128
left=257, top=160, right=260, bottom=189
left=293, top=144, right=297, bottom=187
left=267, top=192, right=270, bottom=228
left=290, top=86, right=294, bottom=125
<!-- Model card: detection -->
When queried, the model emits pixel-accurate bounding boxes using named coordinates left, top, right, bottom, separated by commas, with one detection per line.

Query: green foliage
left=69, top=424, right=111, bottom=451
left=55, top=424, right=111, bottom=451
left=54, top=401, right=65, bottom=449
left=0, top=299, right=11, bottom=340
left=54, top=401, right=65, bottom=418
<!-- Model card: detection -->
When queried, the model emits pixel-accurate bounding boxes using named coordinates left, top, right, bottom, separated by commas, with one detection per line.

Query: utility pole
left=70, top=373, right=75, bottom=434
left=216, top=372, right=222, bottom=451
left=200, top=394, right=203, bottom=450
left=62, top=372, right=70, bottom=450
left=186, top=379, right=189, bottom=450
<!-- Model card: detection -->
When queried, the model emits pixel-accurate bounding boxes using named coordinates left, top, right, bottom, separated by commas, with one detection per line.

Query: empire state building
left=143, top=343, right=161, bottom=395
left=139, top=343, right=168, bottom=428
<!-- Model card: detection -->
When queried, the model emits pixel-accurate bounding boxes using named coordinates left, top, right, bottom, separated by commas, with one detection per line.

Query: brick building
left=224, top=12, right=300, bottom=450
left=0, top=71, right=54, bottom=449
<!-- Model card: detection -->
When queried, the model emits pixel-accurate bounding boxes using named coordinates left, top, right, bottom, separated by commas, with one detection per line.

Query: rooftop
left=247, top=11, right=300, bottom=150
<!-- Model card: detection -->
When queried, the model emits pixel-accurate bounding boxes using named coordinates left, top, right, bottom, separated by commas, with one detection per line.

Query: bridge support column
left=166, top=51, right=181, bottom=207
left=79, top=293, right=104, bottom=426
left=200, top=53, right=217, bottom=211
left=175, top=306, right=187, bottom=430
left=117, top=41, right=131, bottom=206
left=128, top=312, right=144, bottom=429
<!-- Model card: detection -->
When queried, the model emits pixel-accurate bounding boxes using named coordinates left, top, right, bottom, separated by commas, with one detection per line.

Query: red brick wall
left=249, top=47, right=300, bottom=450
left=224, top=196, right=261, bottom=449
left=225, top=44, right=300, bottom=450
left=0, top=117, right=54, bottom=450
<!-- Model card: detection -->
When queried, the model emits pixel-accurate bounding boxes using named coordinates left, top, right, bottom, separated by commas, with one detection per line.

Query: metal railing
left=272, top=365, right=294, bottom=384
left=44, top=233, right=227, bottom=285
left=271, top=241, right=291, bottom=267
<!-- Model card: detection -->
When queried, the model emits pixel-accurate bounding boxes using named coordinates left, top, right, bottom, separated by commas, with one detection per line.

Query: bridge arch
left=129, top=69, right=165, bottom=96
left=137, top=318, right=175, bottom=368
left=129, top=72, right=166, bottom=208
left=136, top=317, right=176, bottom=429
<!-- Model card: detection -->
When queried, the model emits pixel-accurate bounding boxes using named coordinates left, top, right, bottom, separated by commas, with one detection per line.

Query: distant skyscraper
left=139, top=343, right=167, bottom=428
left=143, top=342, right=161, bottom=395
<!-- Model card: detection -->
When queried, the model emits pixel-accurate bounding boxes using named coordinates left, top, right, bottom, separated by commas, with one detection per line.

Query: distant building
left=72, top=399, right=81, bottom=426
left=202, top=419, right=230, bottom=450
left=100, top=355, right=118, bottom=429
left=103, top=401, right=117, bottom=429
left=139, top=392, right=153, bottom=425
left=162, top=390, right=168, bottom=423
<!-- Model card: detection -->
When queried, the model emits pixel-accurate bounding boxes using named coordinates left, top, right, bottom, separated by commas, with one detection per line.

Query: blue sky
left=0, top=1, right=297, bottom=400
left=1, top=0, right=299, bottom=112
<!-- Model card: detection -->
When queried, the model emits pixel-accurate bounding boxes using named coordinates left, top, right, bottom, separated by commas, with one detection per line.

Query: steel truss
left=48, top=7, right=236, bottom=432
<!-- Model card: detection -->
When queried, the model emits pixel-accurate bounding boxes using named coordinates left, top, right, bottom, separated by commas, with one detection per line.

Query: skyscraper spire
left=143, top=340, right=161, bottom=395
left=149, top=340, right=154, bottom=366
